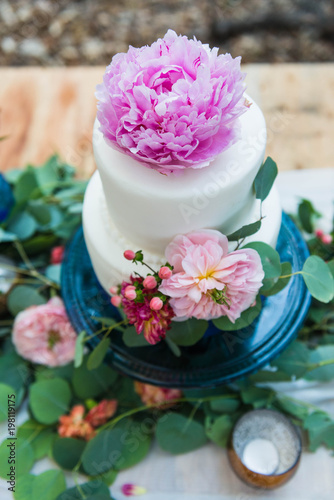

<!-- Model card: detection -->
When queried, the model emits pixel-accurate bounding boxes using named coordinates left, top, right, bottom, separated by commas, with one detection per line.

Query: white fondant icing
left=83, top=171, right=281, bottom=291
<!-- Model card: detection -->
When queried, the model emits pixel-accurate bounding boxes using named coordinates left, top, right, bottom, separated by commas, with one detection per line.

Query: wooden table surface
left=0, top=64, right=333, bottom=176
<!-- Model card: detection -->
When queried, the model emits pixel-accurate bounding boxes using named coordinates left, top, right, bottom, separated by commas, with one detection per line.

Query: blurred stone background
left=0, top=0, right=334, bottom=66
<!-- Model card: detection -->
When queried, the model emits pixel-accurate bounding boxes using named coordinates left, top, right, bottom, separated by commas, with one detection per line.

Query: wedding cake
left=82, top=31, right=282, bottom=343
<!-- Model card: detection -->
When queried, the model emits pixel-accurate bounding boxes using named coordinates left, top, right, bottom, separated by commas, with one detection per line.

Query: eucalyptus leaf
left=56, top=482, right=111, bottom=500
left=32, top=470, right=66, bottom=500
left=209, top=397, right=240, bottom=413
left=205, top=414, right=234, bottom=447
left=74, top=330, right=86, bottom=368
left=304, top=412, right=334, bottom=451
left=0, top=351, right=30, bottom=392
left=272, top=341, right=310, bottom=378
left=261, top=261, right=292, bottom=296
left=13, top=473, right=34, bottom=500
left=166, top=318, right=208, bottom=346
left=254, top=157, right=278, bottom=202
left=13, top=169, right=39, bottom=204
left=156, top=413, right=207, bottom=454
left=82, top=421, right=151, bottom=474
left=302, top=255, right=334, bottom=303
left=87, top=337, right=110, bottom=370
left=306, top=346, right=334, bottom=382
left=242, top=241, right=281, bottom=284
left=17, top=420, right=56, bottom=460
left=7, top=211, right=38, bottom=240
left=164, top=336, right=182, bottom=357
left=0, top=227, right=17, bottom=242
left=213, top=295, right=261, bottom=331
left=0, top=436, right=34, bottom=478
left=72, top=356, right=118, bottom=399
left=53, top=437, right=86, bottom=470
left=45, top=264, right=61, bottom=284
left=241, top=387, right=273, bottom=408
left=298, top=199, right=321, bottom=234
left=227, top=219, right=262, bottom=241
left=29, top=378, right=72, bottom=424
left=122, top=326, right=151, bottom=347
left=7, top=285, right=47, bottom=316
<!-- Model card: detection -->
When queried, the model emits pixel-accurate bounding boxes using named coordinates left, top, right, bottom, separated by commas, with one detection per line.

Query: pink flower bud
left=150, top=297, right=163, bottom=311
left=124, top=287, right=137, bottom=300
left=143, top=276, right=157, bottom=289
left=109, top=286, right=118, bottom=295
left=122, top=484, right=147, bottom=497
left=111, top=295, right=122, bottom=307
left=315, top=229, right=324, bottom=239
left=124, top=250, right=136, bottom=260
left=322, top=234, right=333, bottom=245
left=159, top=266, right=172, bottom=279
left=51, top=246, right=65, bottom=265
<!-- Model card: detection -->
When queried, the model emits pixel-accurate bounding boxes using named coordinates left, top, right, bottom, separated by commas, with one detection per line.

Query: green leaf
left=32, top=470, right=66, bottom=500
left=205, top=414, right=234, bottom=447
left=241, top=387, right=273, bottom=408
left=7, top=285, right=47, bottom=316
left=56, top=481, right=111, bottom=500
left=156, top=413, right=207, bottom=454
left=164, top=336, right=182, bottom=357
left=87, top=337, right=110, bottom=370
left=0, top=383, right=16, bottom=421
left=13, top=169, right=39, bottom=204
left=272, top=341, right=310, bottom=378
left=254, top=157, right=278, bottom=202
left=209, top=397, right=240, bottom=413
left=304, top=412, right=334, bottom=451
left=74, top=330, right=86, bottom=368
left=298, top=199, right=320, bottom=234
left=213, top=295, right=261, bottom=331
left=35, top=156, right=61, bottom=195
left=275, top=397, right=309, bottom=421
left=17, top=420, right=56, bottom=460
left=242, top=241, right=281, bottom=285
left=306, top=346, right=334, bottom=381
left=261, top=261, right=292, bottom=296
left=7, top=211, right=38, bottom=240
left=248, top=369, right=291, bottom=383
left=328, top=259, right=334, bottom=278
left=122, top=326, right=151, bottom=347
left=82, top=421, right=151, bottom=474
left=0, top=436, right=34, bottom=478
left=166, top=318, right=208, bottom=346
left=22, top=234, right=58, bottom=255
left=72, top=356, right=118, bottom=399
left=45, top=264, right=61, bottom=284
left=0, top=351, right=30, bottom=392
left=13, top=473, right=35, bottom=500
left=53, top=437, right=86, bottom=470
left=94, top=468, right=118, bottom=486
left=29, top=378, right=71, bottom=424
left=302, top=255, right=334, bottom=303
left=227, top=220, right=262, bottom=241
left=0, top=227, right=17, bottom=242
left=35, top=364, right=74, bottom=383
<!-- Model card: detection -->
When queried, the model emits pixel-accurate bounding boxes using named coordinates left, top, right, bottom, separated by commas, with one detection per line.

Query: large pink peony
left=12, top=296, right=77, bottom=366
left=159, top=230, right=264, bottom=322
left=96, top=30, right=247, bottom=175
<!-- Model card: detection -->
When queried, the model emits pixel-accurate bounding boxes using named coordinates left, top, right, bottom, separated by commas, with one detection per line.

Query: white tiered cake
left=83, top=94, right=281, bottom=292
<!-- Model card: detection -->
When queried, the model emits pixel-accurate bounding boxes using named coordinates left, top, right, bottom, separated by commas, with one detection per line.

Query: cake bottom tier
left=83, top=171, right=282, bottom=292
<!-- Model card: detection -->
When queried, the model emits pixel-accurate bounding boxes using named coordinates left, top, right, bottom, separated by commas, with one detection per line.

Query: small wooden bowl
left=228, top=409, right=302, bottom=489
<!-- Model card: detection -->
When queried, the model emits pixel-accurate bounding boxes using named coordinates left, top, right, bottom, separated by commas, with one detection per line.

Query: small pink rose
left=109, top=286, right=118, bottom=295
left=111, top=295, right=122, bottom=307
left=322, top=234, right=333, bottom=245
left=50, top=246, right=65, bottom=265
left=150, top=297, right=163, bottom=311
left=124, top=250, right=136, bottom=260
left=315, top=229, right=324, bottom=239
left=143, top=276, right=157, bottom=289
left=12, top=297, right=77, bottom=367
left=158, top=266, right=172, bottom=279
left=124, top=286, right=137, bottom=300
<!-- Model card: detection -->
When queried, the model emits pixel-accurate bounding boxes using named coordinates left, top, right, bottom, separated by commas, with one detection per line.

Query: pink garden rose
left=12, top=296, right=77, bottom=366
left=159, top=229, right=264, bottom=322
left=96, top=30, right=247, bottom=175
left=134, top=381, right=182, bottom=408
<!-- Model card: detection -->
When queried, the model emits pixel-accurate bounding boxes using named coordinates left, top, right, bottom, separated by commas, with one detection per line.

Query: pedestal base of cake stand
left=61, top=213, right=311, bottom=389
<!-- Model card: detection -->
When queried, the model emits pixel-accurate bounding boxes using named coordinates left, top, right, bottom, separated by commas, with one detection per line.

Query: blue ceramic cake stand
left=61, top=213, right=311, bottom=389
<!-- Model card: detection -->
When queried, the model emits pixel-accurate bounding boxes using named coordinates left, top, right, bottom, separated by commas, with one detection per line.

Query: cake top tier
left=96, top=30, right=249, bottom=175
